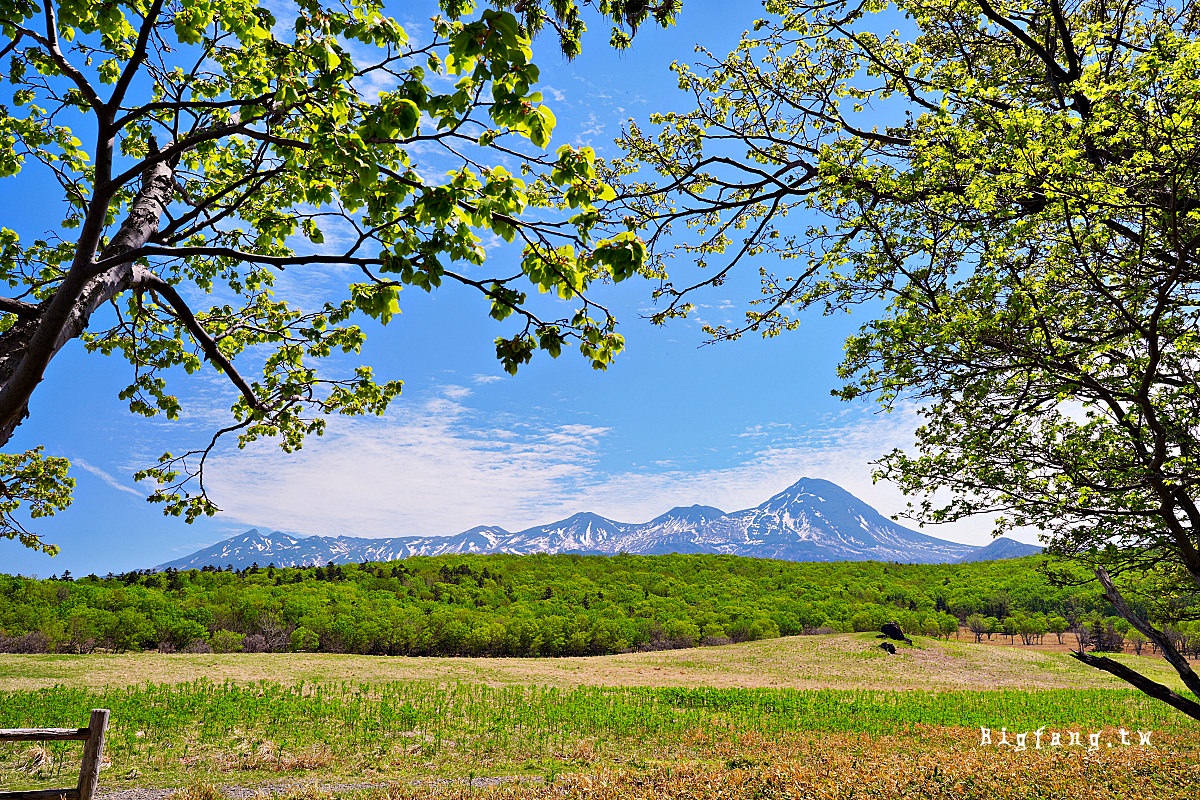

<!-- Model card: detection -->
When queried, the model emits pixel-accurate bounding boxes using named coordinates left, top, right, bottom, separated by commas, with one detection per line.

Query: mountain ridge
left=156, top=477, right=1041, bottom=570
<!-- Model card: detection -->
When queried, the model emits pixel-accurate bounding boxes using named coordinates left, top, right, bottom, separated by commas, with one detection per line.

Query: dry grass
left=378, top=739, right=1200, bottom=800
left=218, top=743, right=335, bottom=774
left=0, top=634, right=1188, bottom=694
left=18, top=745, right=53, bottom=776
left=162, top=730, right=1200, bottom=800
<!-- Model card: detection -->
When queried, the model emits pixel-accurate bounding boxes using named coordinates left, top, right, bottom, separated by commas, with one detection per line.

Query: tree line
left=5, top=552, right=1191, bottom=658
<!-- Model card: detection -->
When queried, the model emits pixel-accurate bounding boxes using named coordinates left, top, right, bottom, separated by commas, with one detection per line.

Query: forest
left=3, top=553, right=1189, bottom=657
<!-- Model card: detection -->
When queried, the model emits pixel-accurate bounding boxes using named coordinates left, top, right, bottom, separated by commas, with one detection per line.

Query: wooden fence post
left=75, top=710, right=109, bottom=800
left=0, top=709, right=109, bottom=800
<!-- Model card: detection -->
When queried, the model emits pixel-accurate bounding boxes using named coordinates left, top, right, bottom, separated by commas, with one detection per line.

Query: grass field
left=2, top=634, right=1198, bottom=799
left=0, top=632, right=1190, bottom=692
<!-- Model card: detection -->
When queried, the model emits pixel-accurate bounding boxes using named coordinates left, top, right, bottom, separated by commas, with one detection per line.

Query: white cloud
left=571, top=409, right=925, bottom=526
left=202, top=397, right=1025, bottom=547
left=206, top=396, right=607, bottom=536
left=71, top=458, right=145, bottom=498
left=574, top=112, right=605, bottom=143
left=736, top=422, right=792, bottom=438
left=441, top=384, right=473, bottom=400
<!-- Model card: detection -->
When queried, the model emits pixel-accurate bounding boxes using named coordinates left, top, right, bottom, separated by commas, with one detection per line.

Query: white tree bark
left=0, top=158, right=174, bottom=446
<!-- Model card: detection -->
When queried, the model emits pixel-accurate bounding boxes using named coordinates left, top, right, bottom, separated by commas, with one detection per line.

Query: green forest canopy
left=3, top=552, right=1188, bottom=657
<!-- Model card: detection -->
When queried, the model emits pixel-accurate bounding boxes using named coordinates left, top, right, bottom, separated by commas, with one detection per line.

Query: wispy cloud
left=575, top=112, right=605, bottom=142
left=736, top=422, right=792, bottom=438
left=441, top=384, right=473, bottom=400
left=206, top=396, right=609, bottom=537
left=72, top=458, right=145, bottom=498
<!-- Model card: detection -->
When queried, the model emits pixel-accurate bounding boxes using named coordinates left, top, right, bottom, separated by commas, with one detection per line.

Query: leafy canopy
left=612, top=0, right=1200, bottom=715
left=0, top=0, right=677, bottom=551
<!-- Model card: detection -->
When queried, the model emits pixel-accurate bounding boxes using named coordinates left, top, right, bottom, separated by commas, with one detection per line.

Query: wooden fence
left=0, top=709, right=109, bottom=800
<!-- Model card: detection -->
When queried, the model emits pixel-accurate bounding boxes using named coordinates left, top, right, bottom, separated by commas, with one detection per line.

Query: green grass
left=2, top=680, right=1197, bottom=791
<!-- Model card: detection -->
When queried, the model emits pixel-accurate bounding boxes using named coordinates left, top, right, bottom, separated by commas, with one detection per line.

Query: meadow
left=2, top=633, right=1198, bottom=799
left=0, top=632, right=1191, bottom=693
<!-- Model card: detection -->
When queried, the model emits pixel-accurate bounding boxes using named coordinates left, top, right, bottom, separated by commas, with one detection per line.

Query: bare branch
left=1095, top=566, right=1200, bottom=700
left=0, top=298, right=39, bottom=316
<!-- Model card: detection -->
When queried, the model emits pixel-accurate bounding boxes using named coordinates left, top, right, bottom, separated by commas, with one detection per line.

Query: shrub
left=289, top=627, right=320, bottom=653
left=242, top=634, right=269, bottom=653
left=0, top=632, right=49, bottom=653
left=211, top=630, right=246, bottom=653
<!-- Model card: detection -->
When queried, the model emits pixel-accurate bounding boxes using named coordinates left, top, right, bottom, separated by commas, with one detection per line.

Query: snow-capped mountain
left=155, top=477, right=1035, bottom=570
left=956, top=536, right=1042, bottom=562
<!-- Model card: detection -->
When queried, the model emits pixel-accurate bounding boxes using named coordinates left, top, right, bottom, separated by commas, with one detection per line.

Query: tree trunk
left=0, top=158, right=173, bottom=447
left=1094, top=568, right=1200, bottom=701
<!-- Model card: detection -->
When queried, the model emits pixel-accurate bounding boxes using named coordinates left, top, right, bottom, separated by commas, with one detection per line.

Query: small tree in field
left=1070, top=621, right=1093, bottom=653
left=1046, top=616, right=1069, bottom=646
left=938, top=612, right=958, bottom=640
left=1018, top=615, right=1046, bottom=646
left=1002, top=616, right=1017, bottom=645
left=965, top=614, right=986, bottom=643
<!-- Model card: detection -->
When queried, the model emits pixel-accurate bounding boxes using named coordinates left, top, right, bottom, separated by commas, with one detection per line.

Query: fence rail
left=0, top=710, right=109, bottom=800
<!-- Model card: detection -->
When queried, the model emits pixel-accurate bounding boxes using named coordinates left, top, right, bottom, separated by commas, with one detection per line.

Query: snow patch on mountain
left=155, top=477, right=1033, bottom=570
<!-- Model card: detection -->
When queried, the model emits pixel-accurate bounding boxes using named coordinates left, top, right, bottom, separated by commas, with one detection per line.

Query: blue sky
left=1, top=1, right=1032, bottom=577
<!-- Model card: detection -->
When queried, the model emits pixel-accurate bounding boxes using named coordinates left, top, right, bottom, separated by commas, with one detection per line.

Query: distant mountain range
left=156, top=477, right=1041, bottom=571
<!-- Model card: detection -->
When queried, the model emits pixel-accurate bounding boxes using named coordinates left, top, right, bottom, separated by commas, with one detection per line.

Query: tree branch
left=0, top=158, right=175, bottom=446
left=0, top=298, right=39, bottom=316
left=1095, top=566, right=1200, bottom=701
left=130, top=267, right=262, bottom=412
left=34, top=3, right=103, bottom=111
left=975, top=0, right=1071, bottom=85
left=91, top=246, right=383, bottom=274
left=1070, top=649, right=1200, bottom=721
left=106, top=0, right=166, bottom=114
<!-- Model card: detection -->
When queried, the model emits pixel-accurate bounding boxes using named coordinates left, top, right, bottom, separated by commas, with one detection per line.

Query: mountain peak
left=565, top=511, right=614, bottom=521
left=772, top=476, right=854, bottom=500
left=650, top=505, right=726, bottom=524
left=235, top=529, right=300, bottom=544
left=956, top=537, right=1042, bottom=562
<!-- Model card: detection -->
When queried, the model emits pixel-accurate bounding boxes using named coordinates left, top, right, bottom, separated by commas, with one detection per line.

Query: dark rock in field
left=877, top=621, right=914, bottom=645
left=879, top=642, right=897, bottom=654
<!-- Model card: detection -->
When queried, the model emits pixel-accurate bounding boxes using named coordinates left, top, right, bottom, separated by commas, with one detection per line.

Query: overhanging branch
left=131, top=267, right=263, bottom=413
left=0, top=298, right=38, bottom=317
left=91, top=246, right=384, bottom=273
left=1095, top=566, right=1200, bottom=701
left=1070, top=649, right=1200, bottom=721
